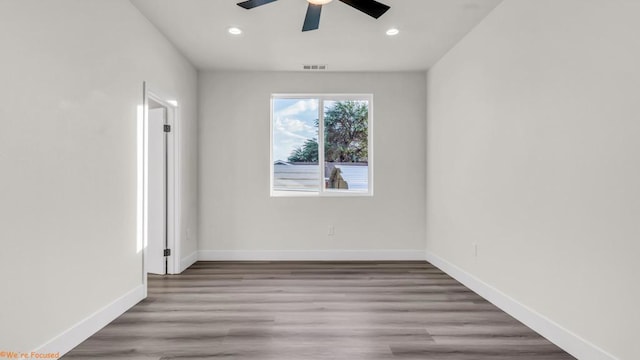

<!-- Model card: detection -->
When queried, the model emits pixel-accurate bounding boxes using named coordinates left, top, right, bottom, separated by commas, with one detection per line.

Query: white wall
left=0, top=0, right=198, bottom=351
left=199, top=72, right=425, bottom=257
left=426, top=1, right=640, bottom=359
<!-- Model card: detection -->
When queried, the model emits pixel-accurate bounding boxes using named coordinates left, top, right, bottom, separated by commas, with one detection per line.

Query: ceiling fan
left=237, top=0, right=391, bottom=32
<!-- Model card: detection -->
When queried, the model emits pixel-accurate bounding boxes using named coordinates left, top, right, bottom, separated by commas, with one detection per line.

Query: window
left=271, top=94, right=373, bottom=196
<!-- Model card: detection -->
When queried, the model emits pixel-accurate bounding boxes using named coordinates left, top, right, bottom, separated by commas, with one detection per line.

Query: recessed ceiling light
left=308, top=0, right=333, bottom=4
left=228, top=27, right=243, bottom=35
left=386, top=28, right=399, bottom=36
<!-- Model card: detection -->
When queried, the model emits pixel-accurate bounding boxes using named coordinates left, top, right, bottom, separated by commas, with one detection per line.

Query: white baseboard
left=425, top=251, right=617, bottom=360
left=180, top=251, right=198, bottom=272
left=35, top=285, right=145, bottom=357
left=198, top=249, right=425, bottom=261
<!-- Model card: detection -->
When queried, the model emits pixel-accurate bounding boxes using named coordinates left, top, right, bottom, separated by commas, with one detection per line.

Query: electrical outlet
left=473, top=243, right=478, bottom=257
left=328, top=225, right=335, bottom=236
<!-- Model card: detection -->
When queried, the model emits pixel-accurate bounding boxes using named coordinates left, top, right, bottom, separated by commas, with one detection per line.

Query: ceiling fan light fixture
left=237, top=0, right=390, bottom=32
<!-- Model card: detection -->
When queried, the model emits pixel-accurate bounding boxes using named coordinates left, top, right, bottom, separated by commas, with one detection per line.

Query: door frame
left=141, top=82, right=182, bottom=292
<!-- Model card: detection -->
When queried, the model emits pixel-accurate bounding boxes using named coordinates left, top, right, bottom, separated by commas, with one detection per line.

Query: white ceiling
left=131, top=0, right=502, bottom=72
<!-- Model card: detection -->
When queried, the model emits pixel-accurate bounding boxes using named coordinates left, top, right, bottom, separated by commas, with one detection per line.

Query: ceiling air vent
left=303, top=64, right=327, bottom=71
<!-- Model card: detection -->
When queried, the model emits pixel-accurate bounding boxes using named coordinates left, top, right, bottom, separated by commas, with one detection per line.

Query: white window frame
left=270, top=93, right=374, bottom=197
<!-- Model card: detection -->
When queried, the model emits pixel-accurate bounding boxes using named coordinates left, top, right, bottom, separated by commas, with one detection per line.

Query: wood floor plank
left=63, top=261, right=574, bottom=359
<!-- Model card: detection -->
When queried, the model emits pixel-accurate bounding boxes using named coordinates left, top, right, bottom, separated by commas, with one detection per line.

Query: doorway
left=142, top=85, right=180, bottom=280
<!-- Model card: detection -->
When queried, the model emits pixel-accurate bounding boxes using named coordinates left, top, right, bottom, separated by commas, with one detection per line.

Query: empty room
left=1, top=0, right=638, bottom=359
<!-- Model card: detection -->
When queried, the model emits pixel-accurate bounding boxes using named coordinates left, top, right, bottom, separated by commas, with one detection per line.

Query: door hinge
left=164, top=124, right=171, bottom=132
left=164, top=249, right=171, bottom=257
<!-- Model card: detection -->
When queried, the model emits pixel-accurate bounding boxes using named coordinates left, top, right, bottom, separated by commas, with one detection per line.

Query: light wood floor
left=64, top=261, right=574, bottom=359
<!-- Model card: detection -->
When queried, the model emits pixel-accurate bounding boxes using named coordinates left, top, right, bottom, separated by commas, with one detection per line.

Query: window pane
left=323, top=100, right=369, bottom=192
left=272, top=98, right=320, bottom=192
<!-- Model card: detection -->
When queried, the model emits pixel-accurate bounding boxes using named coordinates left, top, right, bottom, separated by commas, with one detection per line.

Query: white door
left=147, top=107, right=167, bottom=275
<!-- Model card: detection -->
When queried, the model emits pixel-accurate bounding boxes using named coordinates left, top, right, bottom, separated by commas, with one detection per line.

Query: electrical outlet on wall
left=473, top=243, right=478, bottom=257
left=328, top=225, right=335, bottom=236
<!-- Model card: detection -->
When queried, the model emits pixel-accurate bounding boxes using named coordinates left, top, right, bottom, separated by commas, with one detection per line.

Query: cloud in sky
left=273, top=99, right=318, bottom=162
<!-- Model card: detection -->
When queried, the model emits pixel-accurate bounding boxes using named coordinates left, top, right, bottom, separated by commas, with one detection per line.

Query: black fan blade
left=339, top=0, right=390, bottom=19
left=237, top=0, right=277, bottom=10
left=302, top=4, right=322, bottom=32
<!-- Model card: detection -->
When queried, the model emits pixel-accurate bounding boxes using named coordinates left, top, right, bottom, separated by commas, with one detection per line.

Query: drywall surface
left=426, top=0, right=640, bottom=358
left=0, top=0, right=197, bottom=350
left=199, top=72, right=426, bottom=254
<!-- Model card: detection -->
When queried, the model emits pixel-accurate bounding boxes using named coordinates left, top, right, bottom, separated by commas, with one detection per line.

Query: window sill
left=271, top=190, right=373, bottom=198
